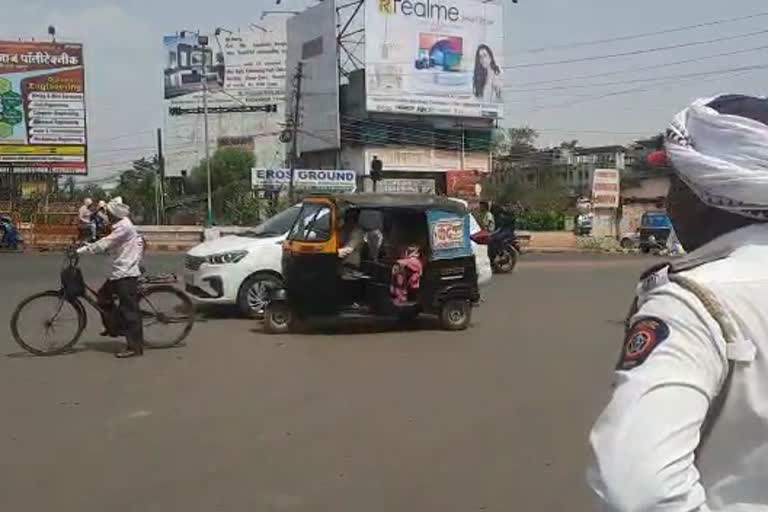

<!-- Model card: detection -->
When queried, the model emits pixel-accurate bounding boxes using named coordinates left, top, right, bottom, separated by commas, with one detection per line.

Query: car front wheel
left=238, top=273, right=282, bottom=318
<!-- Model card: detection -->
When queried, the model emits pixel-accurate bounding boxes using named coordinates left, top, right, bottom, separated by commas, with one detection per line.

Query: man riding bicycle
left=76, top=197, right=145, bottom=358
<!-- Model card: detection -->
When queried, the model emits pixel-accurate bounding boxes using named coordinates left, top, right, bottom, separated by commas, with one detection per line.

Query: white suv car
left=184, top=204, right=492, bottom=317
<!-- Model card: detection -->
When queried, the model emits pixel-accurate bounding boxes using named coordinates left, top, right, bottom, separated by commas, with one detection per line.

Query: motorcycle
left=471, top=227, right=521, bottom=274
left=0, top=215, right=22, bottom=251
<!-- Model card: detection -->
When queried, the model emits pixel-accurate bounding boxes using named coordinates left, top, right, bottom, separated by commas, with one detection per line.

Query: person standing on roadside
left=587, top=94, right=768, bottom=511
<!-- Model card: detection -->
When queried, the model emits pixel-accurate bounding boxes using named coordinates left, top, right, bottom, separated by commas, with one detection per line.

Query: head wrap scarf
left=106, top=196, right=130, bottom=219
left=665, top=94, right=768, bottom=220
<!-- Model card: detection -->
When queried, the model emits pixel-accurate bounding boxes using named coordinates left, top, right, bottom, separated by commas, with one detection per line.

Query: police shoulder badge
left=617, top=317, right=670, bottom=370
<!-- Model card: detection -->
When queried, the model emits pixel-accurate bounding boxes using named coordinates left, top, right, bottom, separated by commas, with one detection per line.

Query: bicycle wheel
left=139, top=285, right=194, bottom=348
left=11, top=291, right=86, bottom=356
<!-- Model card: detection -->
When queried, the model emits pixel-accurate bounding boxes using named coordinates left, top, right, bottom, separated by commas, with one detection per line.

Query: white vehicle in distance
left=184, top=202, right=492, bottom=318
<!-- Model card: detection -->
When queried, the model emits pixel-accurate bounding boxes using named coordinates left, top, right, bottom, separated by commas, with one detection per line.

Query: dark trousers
left=97, top=277, right=144, bottom=352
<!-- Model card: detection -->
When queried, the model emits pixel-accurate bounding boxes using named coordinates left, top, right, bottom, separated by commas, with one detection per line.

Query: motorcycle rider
left=76, top=197, right=145, bottom=358
left=0, top=214, right=19, bottom=249
left=78, top=197, right=96, bottom=242
left=478, top=201, right=496, bottom=232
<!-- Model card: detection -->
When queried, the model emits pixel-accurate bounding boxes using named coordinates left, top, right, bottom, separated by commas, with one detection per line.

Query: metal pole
left=202, top=44, right=213, bottom=225
left=460, top=126, right=465, bottom=171
left=288, top=62, right=303, bottom=202
left=157, top=128, right=165, bottom=224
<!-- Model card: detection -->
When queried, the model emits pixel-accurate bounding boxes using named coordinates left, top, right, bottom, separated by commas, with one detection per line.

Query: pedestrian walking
left=587, top=94, right=768, bottom=511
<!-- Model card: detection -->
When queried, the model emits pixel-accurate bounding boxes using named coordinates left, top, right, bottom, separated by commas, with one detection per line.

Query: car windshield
left=642, top=213, right=672, bottom=229
left=244, top=206, right=301, bottom=237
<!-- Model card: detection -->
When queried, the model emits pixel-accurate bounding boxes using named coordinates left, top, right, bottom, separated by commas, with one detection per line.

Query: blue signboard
left=427, top=210, right=472, bottom=260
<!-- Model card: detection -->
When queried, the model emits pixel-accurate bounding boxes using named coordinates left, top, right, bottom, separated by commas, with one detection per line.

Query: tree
left=188, top=147, right=256, bottom=223
left=75, top=184, right=108, bottom=202
left=112, top=157, right=160, bottom=224
left=188, top=146, right=255, bottom=194
left=492, top=126, right=539, bottom=161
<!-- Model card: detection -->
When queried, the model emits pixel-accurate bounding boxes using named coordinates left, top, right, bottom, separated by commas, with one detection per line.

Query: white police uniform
left=587, top=223, right=768, bottom=511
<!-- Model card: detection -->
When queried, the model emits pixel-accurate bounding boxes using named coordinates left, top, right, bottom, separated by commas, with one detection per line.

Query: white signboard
left=252, top=168, right=357, bottom=192
left=592, top=168, right=620, bottom=209
left=286, top=0, right=340, bottom=153
left=365, top=0, right=504, bottom=119
left=163, top=24, right=288, bottom=176
left=377, top=178, right=436, bottom=194
left=431, top=219, right=464, bottom=250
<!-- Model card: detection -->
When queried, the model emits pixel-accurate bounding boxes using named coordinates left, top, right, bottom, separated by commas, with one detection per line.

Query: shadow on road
left=251, top=316, right=446, bottom=337
left=194, top=304, right=243, bottom=321
left=5, top=340, right=126, bottom=359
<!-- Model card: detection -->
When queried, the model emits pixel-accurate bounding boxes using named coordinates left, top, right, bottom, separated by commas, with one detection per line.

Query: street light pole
left=199, top=35, right=213, bottom=226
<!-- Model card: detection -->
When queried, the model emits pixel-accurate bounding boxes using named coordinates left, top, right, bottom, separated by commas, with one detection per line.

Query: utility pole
left=156, top=128, right=165, bottom=225
left=200, top=35, right=213, bottom=226
left=288, top=61, right=303, bottom=202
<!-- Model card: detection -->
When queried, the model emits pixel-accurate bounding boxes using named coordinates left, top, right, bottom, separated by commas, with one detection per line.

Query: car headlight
left=207, top=250, right=248, bottom=265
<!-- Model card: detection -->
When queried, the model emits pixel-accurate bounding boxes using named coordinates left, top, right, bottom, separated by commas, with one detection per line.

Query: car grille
left=185, top=255, right=205, bottom=271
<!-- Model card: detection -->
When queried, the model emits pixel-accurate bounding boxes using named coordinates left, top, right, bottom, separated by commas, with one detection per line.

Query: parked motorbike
left=471, top=227, right=520, bottom=274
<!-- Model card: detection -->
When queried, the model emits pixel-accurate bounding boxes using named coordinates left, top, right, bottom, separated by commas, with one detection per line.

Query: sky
left=2, top=0, right=768, bottom=180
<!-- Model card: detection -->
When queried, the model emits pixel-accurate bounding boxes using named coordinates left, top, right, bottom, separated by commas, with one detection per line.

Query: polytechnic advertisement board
left=365, top=0, right=503, bottom=119
left=163, top=25, right=288, bottom=176
left=286, top=0, right=340, bottom=153
left=0, top=41, right=88, bottom=174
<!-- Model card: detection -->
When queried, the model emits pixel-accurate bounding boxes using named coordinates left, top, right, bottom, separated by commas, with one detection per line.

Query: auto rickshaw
left=263, top=194, right=481, bottom=333
left=638, top=211, right=672, bottom=253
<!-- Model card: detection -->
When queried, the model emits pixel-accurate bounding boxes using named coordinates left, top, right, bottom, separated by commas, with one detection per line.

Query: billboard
left=163, top=25, right=288, bottom=176
left=365, top=0, right=503, bottom=119
left=592, top=169, right=620, bottom=209
left=252, top=168, right=356, bottom=192
left=0, top=41, right=87, bottom=174
left=286, top=0, right=340, bottom=153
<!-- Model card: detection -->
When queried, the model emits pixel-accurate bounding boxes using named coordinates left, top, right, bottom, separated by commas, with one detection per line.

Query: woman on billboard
left=472, top=44, right=502, bottom=102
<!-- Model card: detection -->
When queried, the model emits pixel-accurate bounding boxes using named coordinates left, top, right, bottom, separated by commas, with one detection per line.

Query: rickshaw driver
left=338, top=209, right=365, bottom=272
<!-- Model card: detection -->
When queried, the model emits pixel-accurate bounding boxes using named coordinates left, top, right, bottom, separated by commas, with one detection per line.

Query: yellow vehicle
left=263, top=194, right=481, bottom=333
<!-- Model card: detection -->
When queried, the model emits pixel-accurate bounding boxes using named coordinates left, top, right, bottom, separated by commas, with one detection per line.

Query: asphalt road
left=0, top=252, right=654, bottom=512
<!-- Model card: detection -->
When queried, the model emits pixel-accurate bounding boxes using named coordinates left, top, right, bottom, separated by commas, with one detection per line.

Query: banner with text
left=0, top=41, right=87, bottom=174
left=591, top=168, right=620, bottom=209
left=365, top=0, right=504, bottom=119
left=252, top=168, right=357, bottom=192
left=163, top=25, right=287, bottom=176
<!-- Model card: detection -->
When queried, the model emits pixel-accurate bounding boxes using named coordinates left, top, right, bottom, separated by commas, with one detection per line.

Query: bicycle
left=10, top=248, right=195, bottom=356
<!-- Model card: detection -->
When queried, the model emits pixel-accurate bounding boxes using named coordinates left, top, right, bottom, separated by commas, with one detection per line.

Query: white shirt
left=78, top=204, right=92, bottom=224
left=588, top=224, right=768, bottom=512
left=78, top=218, right=144, bottom=279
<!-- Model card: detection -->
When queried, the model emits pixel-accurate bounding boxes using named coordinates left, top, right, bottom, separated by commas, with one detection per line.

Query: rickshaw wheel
left=264, top=302, right=293, bottom=334
left=440, top=299, right=472, bottom=331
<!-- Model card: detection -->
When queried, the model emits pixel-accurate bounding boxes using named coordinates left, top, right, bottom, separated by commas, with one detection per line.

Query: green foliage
left=187, top=147, right=256, bottom=223
left=75, top=184, right=108, bottom=202
left=492, top=126, right=539, bottom=159
left=112, top=160, right=159, bottom=224
left=515, top=210, right=565, bottom=231
left=188, top=146, right=255, bottom=195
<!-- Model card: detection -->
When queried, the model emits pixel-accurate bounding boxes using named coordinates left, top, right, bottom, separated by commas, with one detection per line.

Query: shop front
left=356, top=145, right=490, bottom=195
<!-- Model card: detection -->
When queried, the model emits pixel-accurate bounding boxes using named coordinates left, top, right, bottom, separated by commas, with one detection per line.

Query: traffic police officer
left=588, top=95, right=768, bottom=511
